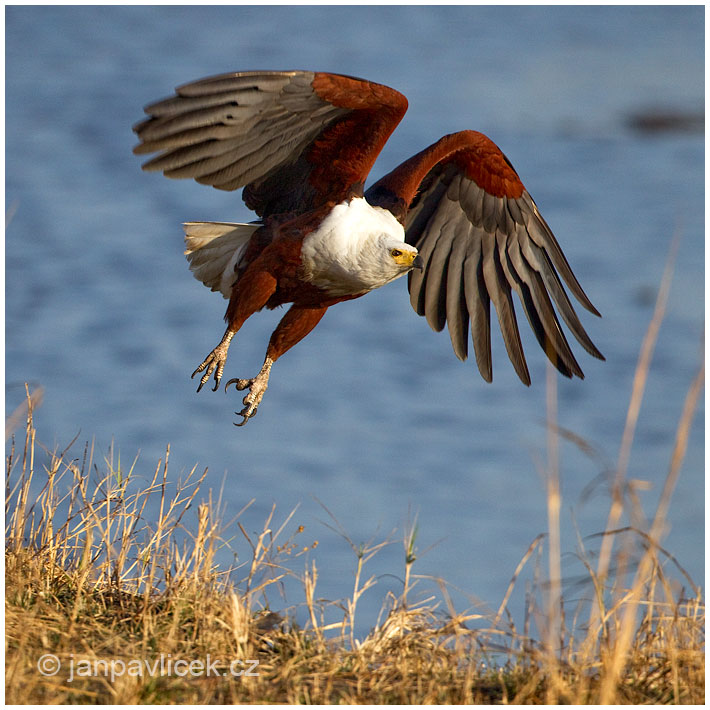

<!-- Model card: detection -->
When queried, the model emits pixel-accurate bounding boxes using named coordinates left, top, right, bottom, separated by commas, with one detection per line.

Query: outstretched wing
left=366, top=130, right=603, bottom=384
left=133, top=70, right=408, bottom=218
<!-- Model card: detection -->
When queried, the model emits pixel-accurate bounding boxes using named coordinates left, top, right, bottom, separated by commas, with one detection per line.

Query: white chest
left=300, top=198, right=407, bottom=297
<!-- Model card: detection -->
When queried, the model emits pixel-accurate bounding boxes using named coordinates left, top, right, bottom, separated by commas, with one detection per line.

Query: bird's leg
left=226, top=357, right=274, bottom=426
left=191, top=265, right=278, bottom=393
left=191, top=328, right=235, bottom=392
left=225, top=304, right=329, bottom=426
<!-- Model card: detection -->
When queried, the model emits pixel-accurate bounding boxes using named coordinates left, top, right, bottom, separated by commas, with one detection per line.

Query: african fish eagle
left=133, top=71, right=603, bottom=426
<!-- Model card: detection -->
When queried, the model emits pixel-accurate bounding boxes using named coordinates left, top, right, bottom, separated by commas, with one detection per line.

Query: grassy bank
left=5, top=361, right=704, bottom=704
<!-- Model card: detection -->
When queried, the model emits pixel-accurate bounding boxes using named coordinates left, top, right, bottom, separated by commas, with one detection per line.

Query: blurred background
left=5, top=6, right=704, bottom=633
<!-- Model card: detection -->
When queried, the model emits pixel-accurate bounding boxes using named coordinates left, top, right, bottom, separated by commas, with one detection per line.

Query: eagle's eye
left=391, top=248, right=402, bottom=258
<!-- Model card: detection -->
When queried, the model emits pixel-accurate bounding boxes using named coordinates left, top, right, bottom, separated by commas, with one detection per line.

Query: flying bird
left=133, top=71, right=603, bottom=426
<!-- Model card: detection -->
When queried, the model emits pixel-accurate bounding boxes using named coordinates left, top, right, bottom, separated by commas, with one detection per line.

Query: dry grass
left=5, top=246, right=704, bottom=703
left=5, top=369, right=704, bottom=704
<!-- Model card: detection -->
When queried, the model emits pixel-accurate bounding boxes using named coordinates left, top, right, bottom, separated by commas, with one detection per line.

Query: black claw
left=234, top=411, right=251, bottom=427
left=225, top=378, right=239, bottom=391
left=233, top=402, right=258, bottom=427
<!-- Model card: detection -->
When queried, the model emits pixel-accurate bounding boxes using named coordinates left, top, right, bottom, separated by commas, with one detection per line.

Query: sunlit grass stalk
left=544, top=359, right=562, bottom=703
left=600, top=357, right=704, bottom=703
left=403, top=510, right=419, bottom=605
left=595, top=230, right=681, bottom=593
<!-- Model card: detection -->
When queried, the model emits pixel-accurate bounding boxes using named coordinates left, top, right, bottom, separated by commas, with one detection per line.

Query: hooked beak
left=412, top=254, right=424, bottom=271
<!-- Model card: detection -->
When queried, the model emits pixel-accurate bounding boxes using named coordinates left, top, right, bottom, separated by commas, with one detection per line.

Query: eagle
left=133, top=71, right=604, bottom=426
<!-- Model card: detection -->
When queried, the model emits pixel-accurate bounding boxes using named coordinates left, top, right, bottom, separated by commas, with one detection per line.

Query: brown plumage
left=133, top=70, right=603, bottom=425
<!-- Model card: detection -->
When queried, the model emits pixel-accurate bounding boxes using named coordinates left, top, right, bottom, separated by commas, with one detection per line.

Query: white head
left=358, top=233, right=422, bottom=288
left=301, top=198, right=422, bottom=297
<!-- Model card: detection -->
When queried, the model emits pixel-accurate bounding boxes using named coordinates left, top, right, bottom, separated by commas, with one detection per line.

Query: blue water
left=6, top=6, right=704, bottom=634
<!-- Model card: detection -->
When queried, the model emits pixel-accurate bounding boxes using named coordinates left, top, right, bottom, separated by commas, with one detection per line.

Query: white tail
left=183, top=221, right=260, bottom=298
